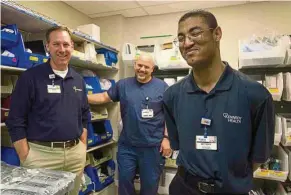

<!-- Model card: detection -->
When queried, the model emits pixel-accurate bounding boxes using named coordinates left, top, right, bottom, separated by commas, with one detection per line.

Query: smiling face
left=178, top=16, right=221, bottom=69
left=134, top=54, right=154, bottom=83
left=46, top=30, right=73, bottom=69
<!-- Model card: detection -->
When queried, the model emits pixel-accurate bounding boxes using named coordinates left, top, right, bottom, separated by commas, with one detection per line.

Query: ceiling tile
left=144, top=1, right=246, bottom=15
left=88, top=10, right=124, bottom=18
left=136, top=1, right=175, bottom=7
left=64, top=1, right=140, bottom=15
left=121, top=7, right=148, bottom=17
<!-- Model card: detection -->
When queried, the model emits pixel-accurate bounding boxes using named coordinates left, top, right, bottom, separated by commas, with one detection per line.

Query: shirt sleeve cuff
left=82, top=121, right=88, bottom=129
left=9, top=129, right=27, bottom=143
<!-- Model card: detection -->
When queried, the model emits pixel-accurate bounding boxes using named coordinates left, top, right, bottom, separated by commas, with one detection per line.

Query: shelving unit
left=238, top=57, right=291, bottom=194
left=1, top=1, right=119, bottom=195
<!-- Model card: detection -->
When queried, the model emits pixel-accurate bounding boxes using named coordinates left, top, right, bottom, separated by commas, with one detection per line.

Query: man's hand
left=160, top=138, right=172, bottom=157
left=13, top=138, right=30, bottom=163
left=80, top=128, right=87, bottom=146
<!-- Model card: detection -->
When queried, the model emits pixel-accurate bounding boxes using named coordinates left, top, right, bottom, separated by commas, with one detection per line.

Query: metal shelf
left=71, top=31, right=118, bottom=53
left=70, top=56, right=118, bottom=72
left=87, top=140, right=116, bottom=153
left=274, top=101, right=291, bottom=114
left=1, top=1, right=119, bottom=53
left=1, top=65, right=26, bottom=73
left=239, top=66, right=291, bottom=75
left=1, top=1, right=57, bottom=33
left=153, top=66, right=190, bottom=79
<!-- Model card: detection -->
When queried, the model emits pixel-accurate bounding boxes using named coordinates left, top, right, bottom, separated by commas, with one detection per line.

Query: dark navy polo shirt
left=163, top=63, right=274, bottom=193
left=6, top=61, right=90, bottom=142
left=107, top=77, right=168, bottom=147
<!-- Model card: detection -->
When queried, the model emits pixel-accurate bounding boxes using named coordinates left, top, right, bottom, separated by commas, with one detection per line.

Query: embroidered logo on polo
left=223, top=113, right=242, bottom=124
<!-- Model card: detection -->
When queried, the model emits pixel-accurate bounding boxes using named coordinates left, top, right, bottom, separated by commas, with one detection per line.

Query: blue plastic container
left=1, top=147, right=20, bottom=166
left=83, top=76, right=102, bottom=95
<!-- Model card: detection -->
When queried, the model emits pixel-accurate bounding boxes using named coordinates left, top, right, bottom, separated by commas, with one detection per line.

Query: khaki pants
left=22, top=140, right=87, bottom=195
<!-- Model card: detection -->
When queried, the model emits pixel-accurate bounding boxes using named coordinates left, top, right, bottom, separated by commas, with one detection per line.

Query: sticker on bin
left=29, top=56, right=39, bottom=62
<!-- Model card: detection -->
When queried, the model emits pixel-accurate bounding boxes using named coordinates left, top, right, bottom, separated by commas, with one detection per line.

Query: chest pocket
left=148, top=100, right=163, bottom=115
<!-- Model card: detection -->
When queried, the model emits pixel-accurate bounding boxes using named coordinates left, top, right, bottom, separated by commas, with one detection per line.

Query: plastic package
left=239, top=35, right=289, bottom=67
left=0, top=161, right=76, bottom=195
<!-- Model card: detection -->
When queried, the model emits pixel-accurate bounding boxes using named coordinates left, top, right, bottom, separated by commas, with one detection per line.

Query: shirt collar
left=45, top=59, right=74, bottom=79
left=185, top=61, right=234, bottom=94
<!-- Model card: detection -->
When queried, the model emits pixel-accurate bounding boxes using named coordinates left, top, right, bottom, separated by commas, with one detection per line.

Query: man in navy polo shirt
left=6, top=26, right=89, bottom=195
left=163, top=10, right=275, bottom=194
left=88, top=53, right=171, bottom=195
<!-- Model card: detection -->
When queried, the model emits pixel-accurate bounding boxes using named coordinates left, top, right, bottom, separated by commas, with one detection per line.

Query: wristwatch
left=163, top=135, right=169, bottom=140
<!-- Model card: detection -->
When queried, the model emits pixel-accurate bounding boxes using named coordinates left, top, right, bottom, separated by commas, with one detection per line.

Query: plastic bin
left=1, top=147, right=20, bottom=166
left=83, top=76, right=102, bottom=95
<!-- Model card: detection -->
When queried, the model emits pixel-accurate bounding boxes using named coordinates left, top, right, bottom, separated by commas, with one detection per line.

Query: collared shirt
left=108, top=77, right=168, bottom=147
left=6, top=61, right=90, bottom=142
left=163, top=63, right=274, bottom=193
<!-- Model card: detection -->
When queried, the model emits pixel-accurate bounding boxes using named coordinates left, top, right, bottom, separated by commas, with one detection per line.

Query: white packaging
left=84, top=42, right=97, bottom=63
left=76, top=24, right=100, bottom=42
left=282, top=72, right=291, bottom=101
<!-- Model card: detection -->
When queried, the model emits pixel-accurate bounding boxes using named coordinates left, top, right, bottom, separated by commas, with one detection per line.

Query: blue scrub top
left=108, top=77, right=168, bottom=147
left=163, top=63, right=275, bottom=193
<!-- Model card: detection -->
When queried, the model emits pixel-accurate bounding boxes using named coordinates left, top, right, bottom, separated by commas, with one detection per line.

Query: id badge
left=47, top=85, right=61, bottom=93
left=196, top=136, right=217, bottom=150
left=141, top=109, right=154, bottom=118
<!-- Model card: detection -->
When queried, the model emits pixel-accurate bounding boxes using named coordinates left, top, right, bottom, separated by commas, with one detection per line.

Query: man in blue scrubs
left=6, top=26, right=89, bottom=195
left=163, top=10, right=275, bottom=194
left=88, top=53, right=171, bottom=195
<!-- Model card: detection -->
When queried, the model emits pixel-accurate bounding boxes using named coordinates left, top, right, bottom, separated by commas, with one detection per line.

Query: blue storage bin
left=96, top=48, right=118, bottom=66
left=1, top=24, right=48, bottom=69
left=85, top=160, right=115, bottom=192
left=87, top=122, right=97, bottom=147
left=1, top=147, right=20, bottom=166
left=83, top=76, right=102, bottom=95
left=90, top=120, right=113, bottom=146
left=1, top=56, right=18, bottom=67
left=1, top=25, right=19, bottom=48
left=18, top=52, right=47, bottom=69
left=79, top=168, right=95, bottom=195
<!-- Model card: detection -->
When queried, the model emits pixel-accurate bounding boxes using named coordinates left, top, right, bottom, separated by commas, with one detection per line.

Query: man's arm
left=251, top=95, right=275, bottom=169
left=88, top=92, right=112, bottom=105
left=160, top=125, right=172, bottom=157
left=81, top=80, right=90, bottom=145
left=163, top=89, right=179, bottom=150
left=6, top=72, right=34, bottom=162
left=80, top=128, right=87, bottom=145
left=88, top=79, right=123, bottom=104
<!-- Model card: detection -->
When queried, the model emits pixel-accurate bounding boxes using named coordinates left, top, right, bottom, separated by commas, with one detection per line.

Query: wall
left=123, top=1, right=291, bottom=70
left=93, top=15, right=127, bottom=78
left=18, top=1, right=92, bottom=29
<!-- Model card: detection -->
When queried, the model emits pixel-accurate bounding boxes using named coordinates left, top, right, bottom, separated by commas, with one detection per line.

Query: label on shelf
left=268, top=88, right=279, bottom=94
left=29, top=56, right=39, bottom=62
left=287, top=135, right=291, bottom=141
left=269, top=170, right=285, bottom=177
left=256, top=169, right=269, bottom=177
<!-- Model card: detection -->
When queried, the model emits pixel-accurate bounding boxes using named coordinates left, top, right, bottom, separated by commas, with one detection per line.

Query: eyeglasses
left=174, top=28, right=214, bottom=46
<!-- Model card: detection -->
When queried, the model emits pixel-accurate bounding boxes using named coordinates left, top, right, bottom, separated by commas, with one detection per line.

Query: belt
left=177, top=166, right=221, bottom=194
left=30, top=138, right=79, bottom=148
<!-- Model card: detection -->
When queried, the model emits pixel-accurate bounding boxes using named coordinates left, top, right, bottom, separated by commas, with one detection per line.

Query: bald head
left=134, top=52, right=155, bottom=83
left=135, top=53, right=154, bottom=67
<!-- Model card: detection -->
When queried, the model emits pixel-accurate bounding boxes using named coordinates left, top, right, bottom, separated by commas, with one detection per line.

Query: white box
left=281, top=117, right=291, bottom=146
left=282, top=72, right=291, bottom=101
left=76, top=24, right=100, bottom=42
left=84, top=42, right=97, bottom=63
left=122, top=43, right=137, bottom=67
left=286, top=48, right=291, bottom=66
left=265, top=73, right=283, bottom=101
left=274, top=115, right=282, bottom=146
